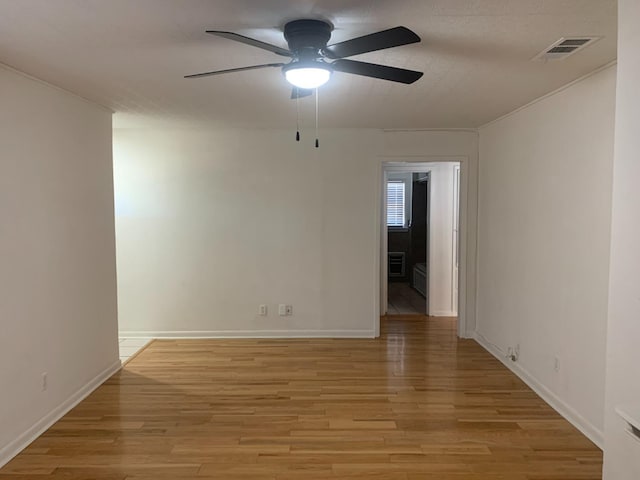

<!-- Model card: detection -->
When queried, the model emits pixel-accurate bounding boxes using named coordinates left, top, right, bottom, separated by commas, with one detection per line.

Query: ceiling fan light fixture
left=283, top=62, right=332, bottom=89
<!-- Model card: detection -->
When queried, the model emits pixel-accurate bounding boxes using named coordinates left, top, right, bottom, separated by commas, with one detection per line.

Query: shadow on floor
left=388, top=281, right=426, bottom=315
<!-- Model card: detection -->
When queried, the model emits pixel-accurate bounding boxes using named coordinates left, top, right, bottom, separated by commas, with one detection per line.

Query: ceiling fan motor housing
left=284, top=19, right=333, bottom=60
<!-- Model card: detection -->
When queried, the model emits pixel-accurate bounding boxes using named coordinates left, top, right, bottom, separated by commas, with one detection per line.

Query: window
left=387, top=181, right=406, bottom=227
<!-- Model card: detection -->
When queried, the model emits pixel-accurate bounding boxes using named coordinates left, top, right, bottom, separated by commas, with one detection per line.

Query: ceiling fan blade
left=207, top=31, right=292, bottom=57
left=291, top=87, right=314, bottom=100
left=185, top=63, right=285, bottom=79
left=324, top=26, right=420, bottom=59
left=332, top=59, right=423, bottom=84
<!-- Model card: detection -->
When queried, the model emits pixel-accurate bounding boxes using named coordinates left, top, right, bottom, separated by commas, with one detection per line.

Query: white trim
left=381, top=156, right=467, bottom=162
left=0, top=360, right=122, bottom=469
left=382, top=128, right=479, bottom=133
left=119, top=330, right=376, bottom=339
left=616, top=405, right=640, bottom=438
left=373, top=161, right=383, bottom=338
left=479, top=61, right=617, bottom=130
left=0, top=62, right=114, bottom=114
left=474, top=332, right=604, bottom=450
left=452, top=165, right=461, bottom=316
left=380, top=168, right=389, bottom=316
left=378, top=156, right=469, bottom=337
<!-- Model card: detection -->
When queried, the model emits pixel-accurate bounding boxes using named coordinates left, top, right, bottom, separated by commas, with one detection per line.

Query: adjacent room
left=384, top=162, right=460, bottom=317
left=1, top=1, right=639, bottom=479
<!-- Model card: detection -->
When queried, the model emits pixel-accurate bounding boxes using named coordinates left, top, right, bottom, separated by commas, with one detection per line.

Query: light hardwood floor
left=1, top=317, right=602, bottom=479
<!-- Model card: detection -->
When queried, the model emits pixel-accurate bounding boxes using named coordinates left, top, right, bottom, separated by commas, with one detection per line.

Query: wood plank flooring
left=0, top=317, right=602, bottom=479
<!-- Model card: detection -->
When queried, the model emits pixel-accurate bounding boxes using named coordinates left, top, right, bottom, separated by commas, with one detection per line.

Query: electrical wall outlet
left=554, top=356, right=560, bottom=372
left=259, top=304, right=267, bottom=316
left=42, top=372, right=47, bottom=391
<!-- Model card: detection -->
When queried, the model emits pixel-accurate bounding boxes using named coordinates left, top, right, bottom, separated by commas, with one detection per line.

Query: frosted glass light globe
left=284, top=65, right=332, bottom=89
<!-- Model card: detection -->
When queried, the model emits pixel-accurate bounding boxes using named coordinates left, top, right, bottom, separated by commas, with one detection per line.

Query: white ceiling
left=0, top=0, right=617, bottom=129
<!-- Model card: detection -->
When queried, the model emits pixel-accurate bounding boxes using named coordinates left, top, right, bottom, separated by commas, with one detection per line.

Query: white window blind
left=387, top=181, right=406, bottom=227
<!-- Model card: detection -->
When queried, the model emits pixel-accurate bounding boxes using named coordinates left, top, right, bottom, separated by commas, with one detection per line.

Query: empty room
left=1, top=1, right=639, bottom=479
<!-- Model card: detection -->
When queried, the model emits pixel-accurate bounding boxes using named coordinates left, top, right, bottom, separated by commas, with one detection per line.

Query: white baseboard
left=473, top=332, right=603, bottom=449
left=119, top=329, right=376, bottom=339
left=0, top=359, right=122, bottom=469
left=460, top=330, right=475, bottom=339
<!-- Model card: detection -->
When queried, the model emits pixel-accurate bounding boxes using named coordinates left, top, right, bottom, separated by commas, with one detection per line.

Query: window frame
left=386, top=173, right=412, bottom=230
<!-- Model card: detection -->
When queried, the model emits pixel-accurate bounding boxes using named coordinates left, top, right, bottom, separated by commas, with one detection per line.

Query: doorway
left=387, top=172, right=430, bottom=315
left=380, top=161, right=462, bottom=325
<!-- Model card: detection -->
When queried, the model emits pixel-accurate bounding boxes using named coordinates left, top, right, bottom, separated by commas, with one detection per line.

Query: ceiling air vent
left=533, top=37, right=601, bottom=62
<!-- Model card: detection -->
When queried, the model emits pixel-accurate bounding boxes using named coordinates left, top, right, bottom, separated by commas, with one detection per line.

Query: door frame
left=376, top=156, right=469, bottom=337
left=452, top=164, right=461, bottom=316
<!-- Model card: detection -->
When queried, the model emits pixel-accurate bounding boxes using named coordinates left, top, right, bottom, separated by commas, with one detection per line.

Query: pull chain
left=315, top=87, right=319, bottom=148
left=295, top=89, right=300, bottom=142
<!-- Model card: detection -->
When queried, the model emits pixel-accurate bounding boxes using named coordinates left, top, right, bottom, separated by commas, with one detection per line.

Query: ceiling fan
left=185, top=19, right=424, bottom=98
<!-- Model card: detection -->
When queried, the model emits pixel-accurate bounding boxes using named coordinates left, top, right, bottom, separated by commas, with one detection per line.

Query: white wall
left=476, top=65, right=616, bottom=447
left=427, top=163, right=458, bottom=316
left=114, top=128, right=477, bottom=337
left=115, top=129, right=380, bottom=336
left=603, top=1, right=640, bottom=477
left=0, top=66, right=119, bottom=466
